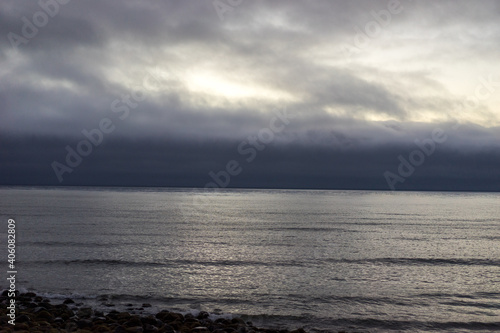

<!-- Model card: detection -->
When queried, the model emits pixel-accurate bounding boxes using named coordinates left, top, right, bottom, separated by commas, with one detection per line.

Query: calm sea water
left=0, top=187, right=499, bottom=332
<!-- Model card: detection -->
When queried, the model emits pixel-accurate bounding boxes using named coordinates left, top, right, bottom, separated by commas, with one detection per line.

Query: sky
left=1, top=0, right=499, bottom=191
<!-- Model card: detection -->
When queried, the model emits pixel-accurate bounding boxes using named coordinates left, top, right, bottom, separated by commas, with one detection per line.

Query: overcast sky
left=1, top=0, right=499, bottom=191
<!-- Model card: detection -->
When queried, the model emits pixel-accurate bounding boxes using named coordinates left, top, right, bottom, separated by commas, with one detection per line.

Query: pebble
left=0, top=291, right=355, bottom=333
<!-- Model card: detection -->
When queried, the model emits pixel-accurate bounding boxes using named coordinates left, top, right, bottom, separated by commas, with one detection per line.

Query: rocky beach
left=1, top=291, right=364, bottom=333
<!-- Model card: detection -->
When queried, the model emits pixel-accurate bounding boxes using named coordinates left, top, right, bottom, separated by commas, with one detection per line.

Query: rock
left=124, top=315, right=143, bottom=327
left=25, top=302, right=38, bottom=308
left=158, top=324, right=175, bottom=333
left=114, top=326, right=128, bottom=333
left=185, top=317, right=201, bottom=325
left=215, top=318, right=230, bottom=325
left=76, top=318, right=93, bottom=329
left=141, top=315, right=160, bottom=326
left=143, top=323, right=159, bottom=332
left=12, top=322, right=29, bottom=330
left=63, top=298, right=75, bottom=304
left=231, top=318, right=245, bottom=325
left=115, top=312, right=132, bottom=322
left=93, top=324, right=114, bottom=332
left=155, top=311, right=183, bottom=323
left=197, top=311, right=209, bottom=320
left=168, top=320, right=182, bottom=330
left=142, top=303, right=152, bottom=308
left=17, top=295, right=32, bottom=303
left=33, top=306, right=46, bottom=313
left=77, top=307, right=93, bottom=318
left=16, top=314, right=31, bottom=323
left=64, top=320, right=78, bottom=331
left=92, top=317, right=108, bottom=326
left=222, top=329, right=237, bottom=333
left=179, top=325, right=192, bottom=333
left=0, top=291, right=309, bottom=333
left=52, top=303, right=69, bottom=311
left=61, top=308, right=75, bottom=319
left=35, top=310, right=54, bottom=322
left=34, top=320, right=52, bottom=328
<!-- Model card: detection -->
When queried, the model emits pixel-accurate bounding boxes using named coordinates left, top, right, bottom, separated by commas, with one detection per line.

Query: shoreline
left=0, top=291, right=331, bottom=333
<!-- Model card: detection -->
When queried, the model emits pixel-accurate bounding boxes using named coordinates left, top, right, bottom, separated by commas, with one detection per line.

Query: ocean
left=0, top=187, right=499, bottom=332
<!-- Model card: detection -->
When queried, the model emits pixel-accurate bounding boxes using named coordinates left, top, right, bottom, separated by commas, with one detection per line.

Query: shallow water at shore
left=1, top=187, right=499, bottom=332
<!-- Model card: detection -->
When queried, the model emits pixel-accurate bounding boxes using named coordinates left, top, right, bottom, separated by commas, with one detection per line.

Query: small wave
left=417, top=292, right=477, bottom=299
left=1, top=288, right=97, bottom=300
left=22, top=258, right=306, bottom=268
left=315, top=318, right=500, bottom=331
left=266, top=227, right=358, bottom=232
left=36, top=291, right=97, bottom=300
left=321, top=257, right=500, bottom=266
left=22, top=241, right=138, bottom=248
left=27, top=259, right=165, bottom=267
left=480, top=236, right=500, bottom=240
left=21, top=257, right=500, bottom=269
left=441, top=300, right=500, bottom=310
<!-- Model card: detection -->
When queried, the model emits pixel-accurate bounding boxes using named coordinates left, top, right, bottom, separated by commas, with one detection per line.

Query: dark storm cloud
left=1, top=126, right=499, bottom=191
left=1, top=0, right=499, bottom=190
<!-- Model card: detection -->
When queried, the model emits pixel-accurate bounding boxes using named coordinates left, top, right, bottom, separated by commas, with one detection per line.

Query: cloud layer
left=1, top=0, right=499, bottom=190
